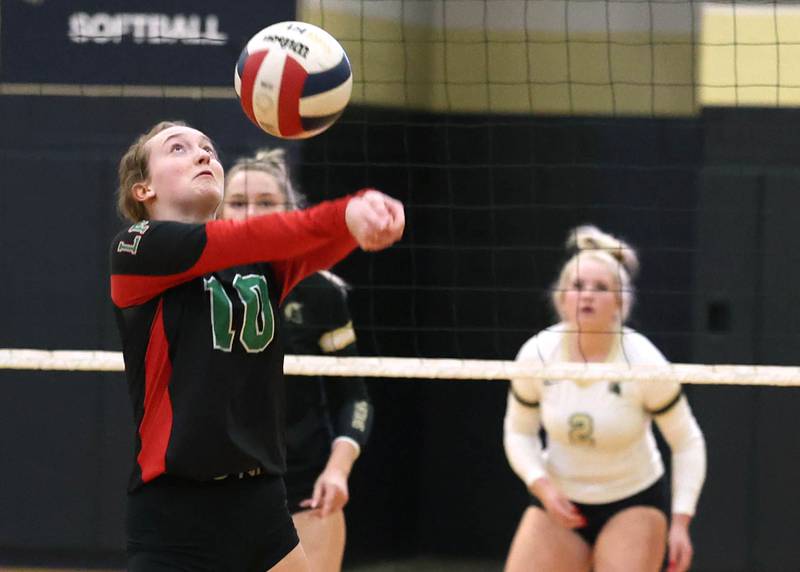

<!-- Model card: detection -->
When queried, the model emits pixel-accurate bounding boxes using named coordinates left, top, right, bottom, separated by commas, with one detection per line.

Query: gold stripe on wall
left=699, top=3, right=800, bottom=108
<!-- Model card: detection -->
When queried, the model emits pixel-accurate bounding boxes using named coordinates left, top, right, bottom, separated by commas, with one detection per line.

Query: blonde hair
left=116, top=120, right=187, bottom=222
left=226, top=147, right=305, bottom=209
left=552, top=225, right=640, bottom=323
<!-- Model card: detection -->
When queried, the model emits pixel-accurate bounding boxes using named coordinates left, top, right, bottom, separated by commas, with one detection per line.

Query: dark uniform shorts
left=126, top=472, right=299, bottom=572
left=530, top=475, right=669, bottom=546
left=284, top=466, right=324, bottom=515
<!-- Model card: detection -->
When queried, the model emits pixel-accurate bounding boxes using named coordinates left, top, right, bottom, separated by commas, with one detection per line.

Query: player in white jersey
left=503, top=225, right=706, bottom=572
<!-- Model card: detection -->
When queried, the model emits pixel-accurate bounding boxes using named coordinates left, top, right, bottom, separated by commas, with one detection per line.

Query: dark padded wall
left=691, top=108, right=800, bottom=572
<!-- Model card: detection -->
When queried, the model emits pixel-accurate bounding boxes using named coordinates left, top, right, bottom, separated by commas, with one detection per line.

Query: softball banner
left=0, top=0, right=294, bottom=86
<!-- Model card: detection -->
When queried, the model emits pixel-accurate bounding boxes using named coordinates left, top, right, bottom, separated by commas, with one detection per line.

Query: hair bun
left=252, top=148, right=288, bottom=176
left=566, top=225, right=639, bottom=277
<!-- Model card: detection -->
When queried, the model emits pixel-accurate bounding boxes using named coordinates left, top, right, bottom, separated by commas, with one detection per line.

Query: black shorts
left=284, top=466, right=323, bottom=515
left=126, top=473, right=299, bottom=572
left=530, top=476, right=669, bottom=546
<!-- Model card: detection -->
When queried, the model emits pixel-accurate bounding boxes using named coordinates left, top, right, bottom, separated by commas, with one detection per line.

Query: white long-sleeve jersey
left=503, top=323, right=706, bottom=515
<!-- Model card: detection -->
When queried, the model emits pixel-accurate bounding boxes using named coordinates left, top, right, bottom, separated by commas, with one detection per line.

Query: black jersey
left=281, top=272, right=374, bottom=479
left=109, top=198, right=356, bottom=491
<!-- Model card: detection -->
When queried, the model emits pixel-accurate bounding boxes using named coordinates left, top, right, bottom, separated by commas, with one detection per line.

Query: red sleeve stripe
left=201, top=200, right=353, bottom=271
left=137, top=298, right=174, bottom=484
left=111, top=273, right=197, bottom=308
left=111, top=196, right=355, bottom=308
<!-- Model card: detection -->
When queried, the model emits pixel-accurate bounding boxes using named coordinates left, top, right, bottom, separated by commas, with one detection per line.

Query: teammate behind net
left=503, top=225, right=706, bottom=572
left=110, top=121, right=403, bottom=572
left=221, top=147, right=373, bottom=572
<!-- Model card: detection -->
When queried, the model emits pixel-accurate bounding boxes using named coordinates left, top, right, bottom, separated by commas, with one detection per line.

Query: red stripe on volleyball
left=240, top=49, right=269, bottom=126
left=278, top=55, right=307, bottom=137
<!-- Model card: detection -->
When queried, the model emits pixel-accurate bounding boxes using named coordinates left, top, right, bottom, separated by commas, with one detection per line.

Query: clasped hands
left=345, top=189, right=405, bottom=252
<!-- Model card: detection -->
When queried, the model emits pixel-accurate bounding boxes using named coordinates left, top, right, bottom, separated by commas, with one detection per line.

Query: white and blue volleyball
left=235, top=21, right=353, bottom=139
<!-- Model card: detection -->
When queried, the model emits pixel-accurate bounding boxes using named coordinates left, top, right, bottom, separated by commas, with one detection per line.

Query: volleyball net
left=291, top=0, right=800, bottom=375
left=2, top=349, right=800, bottom=388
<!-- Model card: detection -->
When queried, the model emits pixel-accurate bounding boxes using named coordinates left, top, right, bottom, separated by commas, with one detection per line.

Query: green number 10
left=203, top=274, right=274, bottom=353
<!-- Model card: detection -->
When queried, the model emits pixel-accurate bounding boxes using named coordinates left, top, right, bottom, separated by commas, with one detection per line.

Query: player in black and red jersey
left=220, top=148, right=373, bottom=572
left=110, top=121, right=403, bottom=572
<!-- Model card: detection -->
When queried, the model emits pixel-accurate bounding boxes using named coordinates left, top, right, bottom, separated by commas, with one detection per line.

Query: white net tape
left=1, top=349, right=800, bottom=386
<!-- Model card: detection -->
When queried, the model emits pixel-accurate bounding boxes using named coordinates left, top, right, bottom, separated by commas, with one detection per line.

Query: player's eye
left=226, top=201, right=246, bottom=208
left=170, top=143, right=185, bottom=153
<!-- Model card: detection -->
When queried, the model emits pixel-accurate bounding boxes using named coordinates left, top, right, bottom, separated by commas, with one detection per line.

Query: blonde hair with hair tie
left=552, top=225, right=640, bottom=323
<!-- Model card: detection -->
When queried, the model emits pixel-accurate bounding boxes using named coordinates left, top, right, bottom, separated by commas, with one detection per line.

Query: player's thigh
left=593, top=506, right=667, bottom=572
left=292, top=509, right=346, bottom=572
left=267, top=543, right=310, bottom=572
left=505, top=506, right=591, bottom=572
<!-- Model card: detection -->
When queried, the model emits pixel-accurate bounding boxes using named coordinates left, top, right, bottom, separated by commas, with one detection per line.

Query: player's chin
left=196, top=186, right=223, bottom=208
left=575, top=316, right=610, bottom=332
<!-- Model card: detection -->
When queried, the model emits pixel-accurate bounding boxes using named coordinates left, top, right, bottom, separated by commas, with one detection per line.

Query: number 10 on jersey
left=203, top=274, right=275, bottom=353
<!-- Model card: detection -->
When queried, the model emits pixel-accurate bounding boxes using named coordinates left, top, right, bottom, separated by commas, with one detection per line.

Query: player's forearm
left=503, top=394, right=546, bottom=486
left=205, top=195, right=355, bottom=268
left=325, top=438, right=360, bottom=477
left=658, top=401, right=707, bottom=515
left=672, top=513, right=692, bottom=527
left=332, top=395, right=373, bottom=449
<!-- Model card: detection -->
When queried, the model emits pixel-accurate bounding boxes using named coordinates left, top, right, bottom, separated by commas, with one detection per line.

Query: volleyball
left=234, top=21, right=353, bottom=140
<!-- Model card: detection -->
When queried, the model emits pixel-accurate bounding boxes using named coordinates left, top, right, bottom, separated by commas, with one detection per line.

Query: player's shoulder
left=110, top=220, right=157, bottom=260
left=111, top=219, right=150, bottom=241
left=516, top=323, right=566, bottom=362
left=621, top=327, right=668, bottom=364
left=286, top=272, right=350, bottom=312
left=302, top=271, right=350, bottom=299
left=511, top=325, right=563, bottom=396
left=318, top=270, right=349, bottom=291
left=110, top=219, right=208, bottom=275
left=110, top=219, right=197, bottom=246
left=620, top=326, right=655, bottom=348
